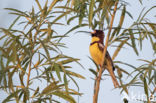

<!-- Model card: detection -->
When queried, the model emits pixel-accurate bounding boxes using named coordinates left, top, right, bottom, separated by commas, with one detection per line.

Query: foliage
left=0, top=0, right=85, bottom=103
left=0, top=0, right=156, bottom=103
left=58, top=0, right=156, bottom=102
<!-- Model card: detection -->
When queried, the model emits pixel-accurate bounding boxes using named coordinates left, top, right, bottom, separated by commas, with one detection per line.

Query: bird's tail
left=106, top=63, right=119, bottom=88
left=109, top=68, right=119, bottom=88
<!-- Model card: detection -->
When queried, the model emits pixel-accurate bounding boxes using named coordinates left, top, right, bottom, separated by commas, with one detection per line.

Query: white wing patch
left=99, top=43, right=104, bottom=50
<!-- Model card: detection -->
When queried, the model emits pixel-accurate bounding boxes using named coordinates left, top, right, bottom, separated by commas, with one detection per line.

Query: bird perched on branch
left=89, top=30, right=119, bottom=88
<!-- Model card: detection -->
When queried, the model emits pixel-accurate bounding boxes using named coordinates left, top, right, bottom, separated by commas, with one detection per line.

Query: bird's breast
left=89, top=43, right=103, bottom=65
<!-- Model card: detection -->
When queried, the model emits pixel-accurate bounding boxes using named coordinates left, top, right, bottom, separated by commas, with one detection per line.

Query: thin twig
left=27, top=58, right=32, bottom=87
left=93, top=1, right=119, bottom=103
left=150, top=85, right=156, bottom=100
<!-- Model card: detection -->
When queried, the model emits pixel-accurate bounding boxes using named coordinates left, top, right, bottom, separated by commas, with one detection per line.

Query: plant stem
left=27, top=58, right=32, bottom=87
left=93, top=1, right=119, bottom=103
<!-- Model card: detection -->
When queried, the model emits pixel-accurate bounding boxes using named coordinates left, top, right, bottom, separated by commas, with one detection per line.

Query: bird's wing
left=98, top=42, right=104, bottom=52
left=98, top=43, right=115, bottom=71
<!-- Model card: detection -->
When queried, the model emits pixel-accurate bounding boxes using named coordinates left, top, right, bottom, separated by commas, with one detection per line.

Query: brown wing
left=98, top=43, right=115, bottom=71
left=106, top=51, right=115, bottom=71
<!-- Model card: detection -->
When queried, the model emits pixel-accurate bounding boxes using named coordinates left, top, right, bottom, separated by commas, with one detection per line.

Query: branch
left=93, top=1, right=119, bottom=103
left=27, top=58, right=32, bottom=87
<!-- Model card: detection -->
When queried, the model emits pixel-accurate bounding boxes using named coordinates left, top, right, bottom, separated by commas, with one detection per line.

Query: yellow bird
left=89, top=30, right=119, bottom=88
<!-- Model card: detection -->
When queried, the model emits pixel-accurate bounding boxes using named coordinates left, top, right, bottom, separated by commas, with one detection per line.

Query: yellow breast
left=89, top=43, right=103, bottom=65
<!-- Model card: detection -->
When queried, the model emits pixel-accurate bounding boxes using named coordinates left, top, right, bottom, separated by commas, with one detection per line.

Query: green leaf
left=9, top=16, right=20, bottom=30
left=138, top=0, right=143, bottom=5
left=38, top=39, right=52, bottom=65
left=41, top=81, right=63, bottom=95
left=116, top=5, right=126, bottom=35
left=48, top=0, right=59, bottom=13
left=154, top=70, right=156, bottom=84
left=52, top=91, right=76, bottom=103
left=2, top=89, right=22, bottom=103
left=67, top=16, right=78, bottom=25
left=64, top=74, right=69, bottom=93
left=115, top=65, right=131, bottom=76
left=123, top=98, right=128, bottom=103
left=51, top=11, right=72, bottom=25
left=89, top=0, right=95, bottom=27
left=64, top=23, right=88, bottom=36
left=54, top=64, right=62, bottom=81
left=143, top=77, right=149, bottom=103
left=68, top=75, right=80, bottom=91
left=68, top=88, right=82, bottom=96
left=35, top=0, right=42, bottom=11
left=114, top=61, right=137, bottom=70
left=66, top=70, right=85, bottom=79
left=5, top=8, right=28, bottom=17
left=58, top=58, right=79, bottom=64
left=112, top=39, right=128, bottom=60
left=140, top=6, right=156, bottom=22
left=89, top=68, right=97, bottom=76
left=32, top=87, right=39, bottom=98
left=129, top=30, right=139, bottom=55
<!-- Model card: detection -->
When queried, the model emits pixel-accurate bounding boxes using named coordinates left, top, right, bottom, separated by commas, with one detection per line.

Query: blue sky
left=0, top=0, right=156, bottom=103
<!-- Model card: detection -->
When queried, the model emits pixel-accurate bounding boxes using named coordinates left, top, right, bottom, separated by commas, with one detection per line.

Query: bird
left=89, top=30, right=119, bottom=88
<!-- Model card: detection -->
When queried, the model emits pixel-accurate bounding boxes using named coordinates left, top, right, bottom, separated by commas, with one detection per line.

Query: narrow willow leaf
left=138, top=0, right=143, bottom=5
left=58, top=58, right=79, bottom=64
left=67, top=16, right=78, bottom=25
left=5, top=8, right=28, bottom=16
left=116, top=5, right=126, bottom=35
left=18, top=90, right=24, bottom=100
left=55, top=6, right=77, bottom=12
left=23, top=88, right=30, bottom=102
left=68, top=75, right=80, bottom=91
left=41, top=81, right=62, bottom=94
left=89, top=0, right=95, bottom=27
left=115, top=61, right=137, bottom=70
left=48, top=0, right=58, bottom=13
left=32, top=87, right=39, bottom=98
left=51, top=11, right=72, bottom=25
left=0, top=33, right=7, bottom=41
left=154, top=70, right=156, bottom=84
left=125, top=10, right=133, bottom=19
left=38, top=39, right=51, bottom=64
left=143, top=77, right=149, bottom=102
left=54, top=64, right=62, bottom=81
left=129, top=30, right=139, bottom=55
left=137, top=7, right=145, bottom=22
left=68, top=88, right=82, bottom=95
left=123, top=98, right=128, bottom=103
left=110, top=29, right=117, bottom=41
left=19, top=73, right=25, bottom=87
left=2, top=89, right=22, bottom=103
left=9, top=16, right=20, bottom=30
left=63, top=24, right=88, bottom=37
left=52, top=91, right=76, bottom=103
left=66, top=70, right=85, bottom=79
left=117, top=68, right=123, bottom=78
left=64, top=74, right=69, bottom=93
left=89, top=68, right=97, bottom=76
left=8, top=68, right=16, bottom=89
left=41, top=0, right=48, bottom=18
left=140, top=6, right=156, bottom=22
left=115, top=65, right=130, bottom=76
left=138, top=59, right=151, bottom=64
left=112, top=39, right=128, bottom=60
left=35, top=0, right=42, bottom=11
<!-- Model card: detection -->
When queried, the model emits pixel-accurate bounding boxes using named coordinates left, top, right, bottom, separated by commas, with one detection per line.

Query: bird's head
left=91, top=30, right=104, bottom=43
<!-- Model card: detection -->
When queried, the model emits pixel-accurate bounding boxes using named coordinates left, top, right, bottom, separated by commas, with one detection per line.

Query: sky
left=0, top=0, right=156, bottom=103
